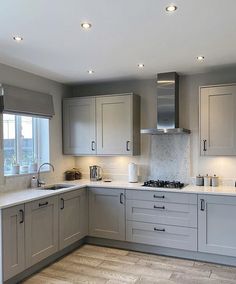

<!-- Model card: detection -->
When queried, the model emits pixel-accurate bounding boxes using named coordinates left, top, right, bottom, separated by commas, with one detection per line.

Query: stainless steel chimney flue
left=141, top=72, right=190, bottom=135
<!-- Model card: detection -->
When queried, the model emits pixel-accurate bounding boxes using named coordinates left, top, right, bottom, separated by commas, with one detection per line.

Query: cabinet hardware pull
left=154, top=227, right=165, bottom=232
left=120, top=193, right=124, bottom=204
left=61, top=198, right=65, bottom=210
left=39, top=201, right=48, bottom=207
left=203, top=139, right=207, bottom=152
left=200, top=199, right=205, bottom=211
left=91, top=141, right=96, bottom=151
left=154, top=205, right=165, bottom=210
left=19, top=209, right=24, bottom=224
left=126, top=141, right=130, bottom=151
left=153, top=195, right=165, bottom=199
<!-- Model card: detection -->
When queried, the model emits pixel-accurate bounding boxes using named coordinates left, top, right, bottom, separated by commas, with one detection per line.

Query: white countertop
left=0, top=179, right=236, bottom=209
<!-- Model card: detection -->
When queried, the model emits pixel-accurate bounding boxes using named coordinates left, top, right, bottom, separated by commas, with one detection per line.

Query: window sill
left=4, top=170, right=50, bottom=178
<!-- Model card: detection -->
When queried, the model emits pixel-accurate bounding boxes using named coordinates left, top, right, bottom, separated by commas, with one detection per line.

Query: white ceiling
left=0, top=0, right=235, bottom=84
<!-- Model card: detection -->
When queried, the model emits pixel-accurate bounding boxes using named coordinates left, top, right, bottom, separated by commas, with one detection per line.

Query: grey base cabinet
left=126, top=221, right=197, bottom=251
left=198, top=195, right=236, bottom=257
left=2, top=204, right=25, bottom=281
left=126, top=190, right=198, bottom=251
left=25, top=196, right=59, bottom=267
left=89, top=187, right=125, bottom=241
left=59, top=188, right=88, bottom=250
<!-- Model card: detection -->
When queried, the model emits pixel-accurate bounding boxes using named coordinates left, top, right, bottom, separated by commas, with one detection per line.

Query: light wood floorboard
left=22, top=245, right=236, bottom=284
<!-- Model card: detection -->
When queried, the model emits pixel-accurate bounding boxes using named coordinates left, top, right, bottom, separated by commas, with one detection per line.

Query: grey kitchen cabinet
left=63, top=93, right=140, bottom=156
left=63, top=97, right=96, bottom=155
left=25, top=196, right=59, bottom=267
left=200, top=84, right=236, bottom=155
left=1, top=204, right=25, bottom=281
left=126, top=200, right=197, bottom=228
left=126, top=221, right=197, bottom=251
left=126, top=190, right=198, bottom=251
left=96, top=94, right=140, bottom=155
left=198, top=195, right=236, bottom=257
left=89, top=187, right=125, bottom=240
left=59, top=188, right=88, bottom=249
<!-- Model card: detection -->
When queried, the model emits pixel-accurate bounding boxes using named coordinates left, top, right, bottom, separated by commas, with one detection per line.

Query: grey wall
left=73, top=67, right=236, bottom=182
left=0, top=63, right=75, bottom=191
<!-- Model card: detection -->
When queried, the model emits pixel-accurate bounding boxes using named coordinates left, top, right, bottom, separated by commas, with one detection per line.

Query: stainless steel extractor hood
left=141, top=72, right=190, bottom=135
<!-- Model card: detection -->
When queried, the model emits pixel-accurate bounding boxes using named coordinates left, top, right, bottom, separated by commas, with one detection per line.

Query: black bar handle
left=120, top=193, right=124, bottom=204
left=126, top=141, right=130, bottom=151
left=154, top=227, right=165, bottom=232
left=203, top=140, right=207, bottom=152
left=153, top=195, right=165, bottom=199
left=200, top=199, right=205, bottom=211
left=61, top=198, right=65, bottom=210
left=91, top=141, right=96, bottom=151
left=39, top=201, right=48, bottom=207
left=19, top=209, right=24, bottom=224
left=154, top=205, right=165, bottom=210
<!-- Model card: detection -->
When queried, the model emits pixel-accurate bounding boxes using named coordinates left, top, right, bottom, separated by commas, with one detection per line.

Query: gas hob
left=142, top=180, right=185, bottom=189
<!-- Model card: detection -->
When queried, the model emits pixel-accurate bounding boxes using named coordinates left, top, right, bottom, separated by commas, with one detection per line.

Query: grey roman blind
left=0, top=84, right=55, bottom=118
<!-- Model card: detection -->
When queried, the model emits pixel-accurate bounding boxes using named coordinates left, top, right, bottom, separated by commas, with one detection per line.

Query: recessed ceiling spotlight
left=81, top=22, right=92, bottom=30
left=166, top=5, right=177, bottom=12
left=13, top=36, right=23, bottom=42
left=197, top=55, right=205, bottom=61
left=138, top=63, right=144, bottom=68
left=88, top=70, right=94, bottom=74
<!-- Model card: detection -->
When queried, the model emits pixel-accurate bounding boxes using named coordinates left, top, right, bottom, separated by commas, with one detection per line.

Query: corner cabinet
left=63, top=93, right=140, bottom=156
left=200, top=84, right=236, bottom=155
left=89, top=187, right=125, bottom=241
left=59, top=188, right=88, bottom=250
left=198, top=195, right=236, bottom=257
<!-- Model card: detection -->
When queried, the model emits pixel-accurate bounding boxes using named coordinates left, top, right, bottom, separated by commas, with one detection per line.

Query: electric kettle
left=89, top=165, right=102, bottom=181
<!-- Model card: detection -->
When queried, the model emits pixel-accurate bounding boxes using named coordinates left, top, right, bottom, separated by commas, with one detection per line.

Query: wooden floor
left=23, top=244, right=236, bottom=284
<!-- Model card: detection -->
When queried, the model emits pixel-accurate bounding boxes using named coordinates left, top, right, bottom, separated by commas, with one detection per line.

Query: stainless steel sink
left=41, top=184, right=74, bottom=190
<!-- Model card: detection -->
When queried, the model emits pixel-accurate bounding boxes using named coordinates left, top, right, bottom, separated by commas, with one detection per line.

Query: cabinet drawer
left=126, top=200, right=197, bottom=227
left=126, top=190, right=197, bottom=204
left=126, top=221, right=197, bottom=251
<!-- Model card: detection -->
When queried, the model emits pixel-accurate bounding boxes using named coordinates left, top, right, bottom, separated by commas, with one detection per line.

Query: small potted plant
left=29, top=156, right=38, bottom=173
left=11, top=156, right=20, bottom=175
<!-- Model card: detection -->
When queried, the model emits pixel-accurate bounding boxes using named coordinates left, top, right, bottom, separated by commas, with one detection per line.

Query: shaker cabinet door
left=63, top=97, right=96, bottom=155
left=89, top=187, right=125, bottom=240
left=59, top=188, right=88, bottom=249
left=198, top=195, right=236, bottom=257
left=25, top=196, right=59, bottom=267
left=200, top=85, right=236, bottom=155
left=2, top=204, right=25, bottom=281
left=96, top=95, right=132, bottom=155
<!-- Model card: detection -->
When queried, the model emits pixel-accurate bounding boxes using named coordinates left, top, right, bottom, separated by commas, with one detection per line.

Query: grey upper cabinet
left=89, top=187, right=125, bottom=241
left=63, top=97, right=96, bottom=155
left=2, top=204, right=25, bottom=281
left=200, top=84, right=236, bottom=155
left=59, top=188, right=88, bottom=250
left=198, top=195, right=236, bottom=257
left=96, top=94, right=140, bottom=155
left=63, top=94, right=140, bottom=156
left=25, top=196, right=59, bottom=267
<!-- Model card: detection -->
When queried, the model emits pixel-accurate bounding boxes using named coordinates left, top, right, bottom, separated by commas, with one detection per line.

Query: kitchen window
left=3, top=114, right=50, bottom=175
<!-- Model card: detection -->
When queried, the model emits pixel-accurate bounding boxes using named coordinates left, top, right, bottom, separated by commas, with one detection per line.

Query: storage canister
left=212, top=175, right=219, bottom=187
left=204, top=174, right=212, bottom=186
left=196, top=175, right=204, bottom=186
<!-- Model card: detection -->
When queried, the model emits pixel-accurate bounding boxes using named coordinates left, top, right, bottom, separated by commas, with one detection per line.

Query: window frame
left=3, top=114, right=50, bottom=176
